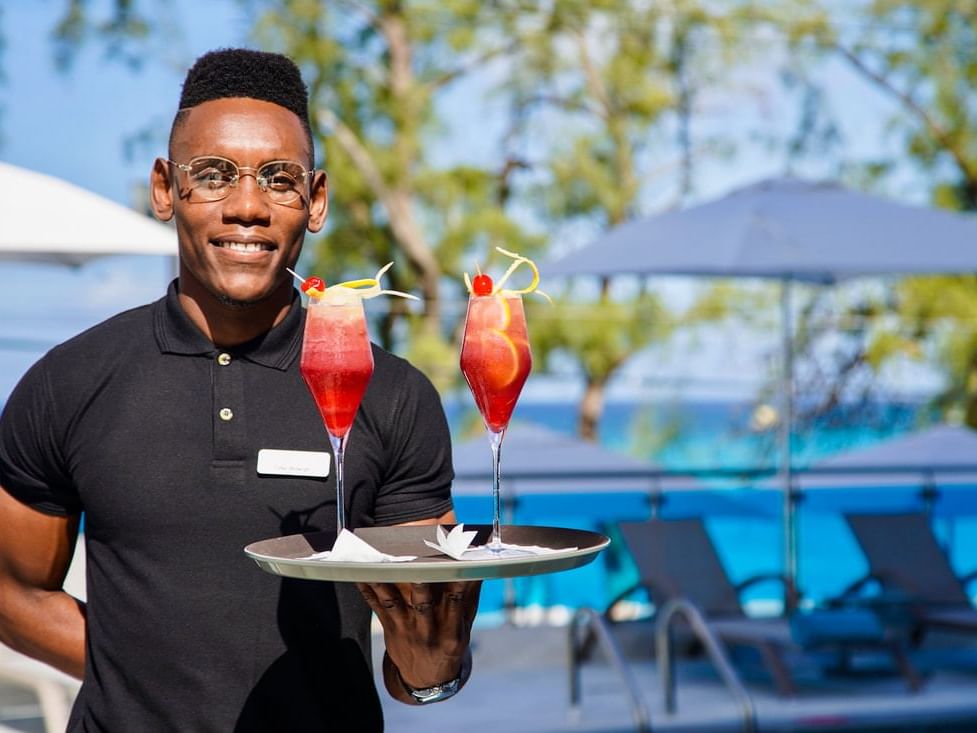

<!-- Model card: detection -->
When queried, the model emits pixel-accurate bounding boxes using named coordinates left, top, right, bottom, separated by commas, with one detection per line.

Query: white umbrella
left=0, top=161, right=176, bottom=265
left=546, top=176, right=977, bottom=610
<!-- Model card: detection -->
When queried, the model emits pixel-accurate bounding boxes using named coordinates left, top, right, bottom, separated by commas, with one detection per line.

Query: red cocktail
left=301, top=296, right=374, bottom=533
left=460, top=295, right=532, bottom=433
left=460, top=252, right=539, bottom=554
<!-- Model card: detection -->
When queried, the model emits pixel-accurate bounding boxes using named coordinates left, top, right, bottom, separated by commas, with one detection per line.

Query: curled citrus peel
left=287, top=264, right=419, bottom=304
left=463, top=247, right=550, bottom=301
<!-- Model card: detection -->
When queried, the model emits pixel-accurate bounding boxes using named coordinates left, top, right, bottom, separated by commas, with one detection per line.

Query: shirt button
left=217, top=353, right=232, bottom=366
left=219, top=408, right=234, bottom=421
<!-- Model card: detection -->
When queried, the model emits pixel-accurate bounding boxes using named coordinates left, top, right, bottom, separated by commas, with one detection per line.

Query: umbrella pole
left=780, top=279, right=798, bottom=614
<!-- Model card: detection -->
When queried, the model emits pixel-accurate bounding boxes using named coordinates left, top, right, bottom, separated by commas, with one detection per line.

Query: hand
left=357, top=580, right=482, bottom=690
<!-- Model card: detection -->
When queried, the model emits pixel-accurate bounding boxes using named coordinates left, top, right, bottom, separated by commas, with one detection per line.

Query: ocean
left=444, top=398, right=977, bottom=623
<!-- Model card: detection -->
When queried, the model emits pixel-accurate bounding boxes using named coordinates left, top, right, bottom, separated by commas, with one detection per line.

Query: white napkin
left=423, top=523, right=577, bottom=561
left=423, top=524, right=479, bottom=560
left=298, top=529, right=416, bottom=562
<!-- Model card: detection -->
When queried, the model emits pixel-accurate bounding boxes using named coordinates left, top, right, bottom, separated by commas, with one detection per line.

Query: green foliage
left=51, top=0, right=154, bottom=70
left=781, top=2, right=977, bottom=426
left=528, top=290, right=672, bottom=380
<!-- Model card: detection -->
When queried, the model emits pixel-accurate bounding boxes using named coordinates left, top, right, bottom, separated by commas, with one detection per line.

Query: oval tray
left=244, top=524, right=610, bottom=583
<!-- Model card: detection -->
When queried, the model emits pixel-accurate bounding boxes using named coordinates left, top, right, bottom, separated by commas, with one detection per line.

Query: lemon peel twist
left=287, top=263, right=419, bottom=303
left=463, top=247, right=551, bottom=302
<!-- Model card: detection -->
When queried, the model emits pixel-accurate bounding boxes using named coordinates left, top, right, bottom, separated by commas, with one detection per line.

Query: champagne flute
left=300, top=295, right=374, bottom=535
left=460, top=290, right=533, bottom=554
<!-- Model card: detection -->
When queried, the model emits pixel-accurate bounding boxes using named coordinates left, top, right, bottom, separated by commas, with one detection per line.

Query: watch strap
left=403, top=675, right=462, bottom=704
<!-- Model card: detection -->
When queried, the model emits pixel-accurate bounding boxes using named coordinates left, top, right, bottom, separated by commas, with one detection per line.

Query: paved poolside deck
left=6, top=624, right=977, bottom=733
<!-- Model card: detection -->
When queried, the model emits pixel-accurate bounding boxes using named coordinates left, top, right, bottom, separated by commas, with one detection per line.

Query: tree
left=492, top=0, right=774, bottom=439
left=247, top=0, right=543, bottom=389
left=782, top=1, right=977, bottom=428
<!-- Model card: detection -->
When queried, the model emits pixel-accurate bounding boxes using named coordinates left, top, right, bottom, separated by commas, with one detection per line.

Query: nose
left=221, top=170, right=271, bottom=223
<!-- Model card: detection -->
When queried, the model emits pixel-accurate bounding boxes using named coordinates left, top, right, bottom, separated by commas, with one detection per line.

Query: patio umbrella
left=0, top=161, right=176, bottom=265
left=546, top=176, right=977, bottom=610
left=452, top=421, right=765, bottom=519
left=800, top=424, right=977, bottom=515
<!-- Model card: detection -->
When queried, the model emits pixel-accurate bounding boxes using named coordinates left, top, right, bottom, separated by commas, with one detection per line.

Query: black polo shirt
left=0, top=281, right=454, bottom=732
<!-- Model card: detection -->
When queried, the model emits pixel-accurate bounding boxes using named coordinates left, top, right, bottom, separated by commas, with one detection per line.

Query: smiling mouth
left=212, top=240, right=276, bottom=253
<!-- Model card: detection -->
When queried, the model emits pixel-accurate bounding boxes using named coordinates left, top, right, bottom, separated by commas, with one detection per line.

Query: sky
left=0, top=1, right=944, bottom=404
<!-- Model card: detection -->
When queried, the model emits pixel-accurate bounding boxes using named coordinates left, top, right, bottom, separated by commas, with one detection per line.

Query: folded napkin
left=423, top=524, right=479, bottom=560
left=424, top=524, right=577, bottom=561
left=298, top=529, right=416, bottom=563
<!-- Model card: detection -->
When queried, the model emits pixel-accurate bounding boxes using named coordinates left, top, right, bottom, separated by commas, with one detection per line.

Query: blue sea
left=444, top=398, right=977, bottom=623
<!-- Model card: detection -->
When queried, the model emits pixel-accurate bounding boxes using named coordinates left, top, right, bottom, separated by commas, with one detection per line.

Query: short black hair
left=169, top=48, right=314, bottom=161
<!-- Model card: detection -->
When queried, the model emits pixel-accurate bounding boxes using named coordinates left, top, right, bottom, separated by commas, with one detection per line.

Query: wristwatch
left=402, top=675, right=462, bottom=704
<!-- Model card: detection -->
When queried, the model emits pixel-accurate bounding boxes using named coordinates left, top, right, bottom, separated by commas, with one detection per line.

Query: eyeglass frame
left=162, top=155, right=317, bottom=207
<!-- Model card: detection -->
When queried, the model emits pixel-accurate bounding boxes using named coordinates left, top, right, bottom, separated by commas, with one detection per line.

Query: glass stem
left=489, top=427, right=505, bottom=549
left=328, top=432, right=348, bottom=536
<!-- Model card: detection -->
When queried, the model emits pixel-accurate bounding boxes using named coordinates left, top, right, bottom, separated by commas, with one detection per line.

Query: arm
left=358, top=510, right=481, bottom=705
left=0, top=486, right=86, bottom=679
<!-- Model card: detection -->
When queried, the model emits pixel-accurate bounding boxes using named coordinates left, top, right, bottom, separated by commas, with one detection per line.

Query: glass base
left=465, top=544, right=536, bottom=560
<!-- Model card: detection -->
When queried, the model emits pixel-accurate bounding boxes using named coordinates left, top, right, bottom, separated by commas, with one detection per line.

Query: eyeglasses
left=164, top=156, right=314, bottom=205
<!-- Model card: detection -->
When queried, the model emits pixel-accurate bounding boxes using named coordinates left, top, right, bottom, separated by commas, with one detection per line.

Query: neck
left=177, top=273, right=294, bottom=348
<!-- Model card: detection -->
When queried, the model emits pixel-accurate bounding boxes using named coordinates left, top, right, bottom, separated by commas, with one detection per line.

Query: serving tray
left=244, top=524, right=610, bottom=583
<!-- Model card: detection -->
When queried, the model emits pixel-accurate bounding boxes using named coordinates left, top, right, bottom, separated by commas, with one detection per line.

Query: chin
left=212, top=276, right=288, bottom=309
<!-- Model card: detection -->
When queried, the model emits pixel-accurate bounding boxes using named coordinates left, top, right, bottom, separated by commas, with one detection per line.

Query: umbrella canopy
left=452, top=422, right=686, bottom=494
left=784, top=425, right=977, bottom=521
left=0, top=161, right=176, bottom=265
left=451, top=422, right=772, bottom=520
left=805, top=424, right=977, bottom=488
left=545, top=176, right=977, bottom=609
left=547, top=177, right=977, bottom=282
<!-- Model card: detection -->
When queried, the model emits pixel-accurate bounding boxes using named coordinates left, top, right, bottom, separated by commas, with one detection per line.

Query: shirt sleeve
left=0, top=355, right=81, bottom=516
left=372, top=360, right=454, bottom=526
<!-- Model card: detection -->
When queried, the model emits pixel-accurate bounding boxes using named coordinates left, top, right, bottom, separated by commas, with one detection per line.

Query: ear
left=306, top=169, right=329, bottom=233
left=150, top=158, right=175, bottom=222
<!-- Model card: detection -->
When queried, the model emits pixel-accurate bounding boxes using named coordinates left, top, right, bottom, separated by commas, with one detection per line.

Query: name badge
left=257, top=449, right=331, bottom=479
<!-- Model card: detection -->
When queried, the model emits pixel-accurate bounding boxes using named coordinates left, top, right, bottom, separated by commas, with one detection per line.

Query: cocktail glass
left=300, top=295, right=374, bottom=535
left=460, top=292, right=533, bottom=554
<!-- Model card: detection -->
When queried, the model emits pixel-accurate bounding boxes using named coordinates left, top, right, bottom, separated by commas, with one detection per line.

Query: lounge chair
left=0, top=644, right=79, bottom=733
left=608, top=517, right=921, bottom=696
left=844, top=512, right=977, bottom=643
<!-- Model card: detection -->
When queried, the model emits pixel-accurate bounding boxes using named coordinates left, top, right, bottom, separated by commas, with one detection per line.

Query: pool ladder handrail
left=656, top=598, right=756, bottom=733
left=568, top=601, right=757, bottom=733
left=569, top=607, right=651, bottom=732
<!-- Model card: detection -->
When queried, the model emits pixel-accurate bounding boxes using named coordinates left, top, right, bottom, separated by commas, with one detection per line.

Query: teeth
left=216, top=241, right=269, bottom=252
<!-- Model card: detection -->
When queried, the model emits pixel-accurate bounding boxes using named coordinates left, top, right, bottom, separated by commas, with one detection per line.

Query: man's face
left=158, top=97, right=326, bottom=307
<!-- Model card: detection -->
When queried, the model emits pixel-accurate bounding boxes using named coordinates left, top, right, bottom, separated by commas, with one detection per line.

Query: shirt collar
left=153, top=279, right=303, bottom=371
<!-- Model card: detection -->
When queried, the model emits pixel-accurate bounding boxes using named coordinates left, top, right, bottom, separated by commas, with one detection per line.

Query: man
left=0, top=48, right=479, bottom=731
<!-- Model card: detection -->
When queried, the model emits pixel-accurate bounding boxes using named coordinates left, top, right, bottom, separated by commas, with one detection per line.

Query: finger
left=357, top=582, right=407, bottom=618
left=463, top=580, right=483, bottom=626
left=438, top=580, right=478, bottom=631
left=407, top=583, right=437, bottom=638
left=409, top=583, right=434, bottom=611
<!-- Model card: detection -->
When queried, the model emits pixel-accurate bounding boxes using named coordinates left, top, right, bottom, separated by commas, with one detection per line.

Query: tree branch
left=428, top=41, right=521, bottom=91
left=316, top=107, right=392, bottom=202
left=575, top=29, right=613, bottom=119
left=834, top=42, right=977, bottom=183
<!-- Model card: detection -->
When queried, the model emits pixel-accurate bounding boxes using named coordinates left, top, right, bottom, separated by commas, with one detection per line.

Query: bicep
left=0, top=486, right=79, bottom=591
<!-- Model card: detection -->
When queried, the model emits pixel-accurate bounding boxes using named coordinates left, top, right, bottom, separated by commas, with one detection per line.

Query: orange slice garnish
left=470, top=293, right=511, bottom=331
left=477, top=330, right=521, bottom=389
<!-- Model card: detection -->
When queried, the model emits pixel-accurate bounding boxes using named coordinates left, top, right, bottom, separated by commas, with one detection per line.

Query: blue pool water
left=445, top=398, right=977, bottom=620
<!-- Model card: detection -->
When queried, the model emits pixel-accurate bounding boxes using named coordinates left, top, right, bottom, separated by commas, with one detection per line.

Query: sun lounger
left=0, top=644, right=79, bottom=733
left=844, top=512, right=977, bottom=643
left=609, top=518, right=921, bottom=696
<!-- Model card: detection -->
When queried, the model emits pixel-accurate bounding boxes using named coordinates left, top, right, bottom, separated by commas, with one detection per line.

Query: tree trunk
left=578, top=377, right=607, bottom=442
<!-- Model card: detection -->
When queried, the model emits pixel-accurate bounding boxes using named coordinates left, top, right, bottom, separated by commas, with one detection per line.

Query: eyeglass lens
left=181, top=157, right=308, bottom=204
